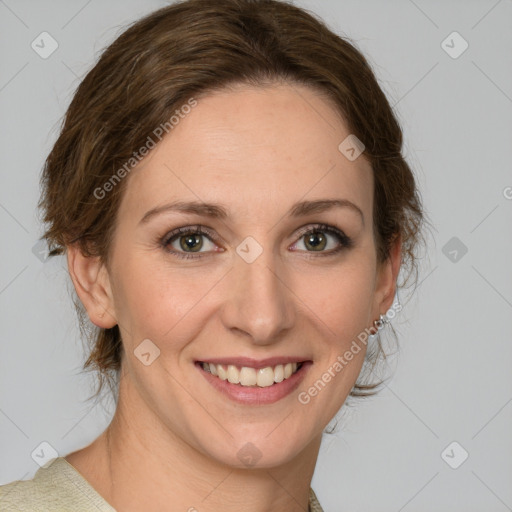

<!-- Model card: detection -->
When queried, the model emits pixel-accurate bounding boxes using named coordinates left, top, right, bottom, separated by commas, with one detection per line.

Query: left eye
left=291, top=225, right=349, bottom=253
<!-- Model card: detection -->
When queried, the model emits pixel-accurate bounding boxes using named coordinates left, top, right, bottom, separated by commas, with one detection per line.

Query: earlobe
left=66, top=245, right=117, bottom=329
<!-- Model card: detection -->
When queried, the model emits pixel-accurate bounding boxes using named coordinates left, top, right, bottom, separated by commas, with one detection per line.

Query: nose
left=220, top=244, right=296, bottom=346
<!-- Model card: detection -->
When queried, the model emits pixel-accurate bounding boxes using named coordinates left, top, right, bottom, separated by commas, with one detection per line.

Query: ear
left=371, top=233, right=402, bottom=323
left=66, top=244, right=117, bottom=329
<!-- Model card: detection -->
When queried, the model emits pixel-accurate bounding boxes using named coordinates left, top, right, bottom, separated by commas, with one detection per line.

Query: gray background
left=1, top=1, right=511, bottom=511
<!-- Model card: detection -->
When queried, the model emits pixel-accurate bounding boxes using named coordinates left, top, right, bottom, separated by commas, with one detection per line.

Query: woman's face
left=87, top=83, right=398, bottom=468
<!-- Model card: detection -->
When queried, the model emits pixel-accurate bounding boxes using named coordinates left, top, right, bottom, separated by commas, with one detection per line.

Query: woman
left=0, top=0, right=425, bottom=510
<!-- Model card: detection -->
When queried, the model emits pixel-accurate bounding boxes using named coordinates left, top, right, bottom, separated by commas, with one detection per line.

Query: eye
left=161, top=225, right=220, bottom=260
left=160, top=223, right=353, bottom=260
left=290, top=223, right=353, bottom=256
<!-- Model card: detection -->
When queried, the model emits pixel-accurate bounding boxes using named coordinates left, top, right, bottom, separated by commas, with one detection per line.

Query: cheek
left=292, top=259, right=375, bottom=412
left=300, top=259, right=375, bottom=339
left=110, top=253, right=220, bottom=347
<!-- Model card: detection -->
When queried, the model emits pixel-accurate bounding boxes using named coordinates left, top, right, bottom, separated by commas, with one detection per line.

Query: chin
left=195, top=426, right=317, bottom=470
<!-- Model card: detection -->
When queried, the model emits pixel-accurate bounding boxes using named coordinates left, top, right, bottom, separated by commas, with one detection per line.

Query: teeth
left=217, top=364, right=228, bottom=380
left=209, top=363, right=218, bottom=376
left=201, top=361, right=303, bottom=387
left=256, top=367, right=274, bottom=387
left=227, top=365, right=240, bottom=384
left=240, top=366, right=257, bottom=386
left=274, top=364, right=284, bottom=383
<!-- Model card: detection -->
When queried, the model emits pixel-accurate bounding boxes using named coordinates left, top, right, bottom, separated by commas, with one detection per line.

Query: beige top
left=0, top=457, right=324, bottom=511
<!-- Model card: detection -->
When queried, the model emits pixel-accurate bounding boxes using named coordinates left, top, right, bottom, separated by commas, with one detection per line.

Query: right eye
left=161, top=225, right=221, bottom=260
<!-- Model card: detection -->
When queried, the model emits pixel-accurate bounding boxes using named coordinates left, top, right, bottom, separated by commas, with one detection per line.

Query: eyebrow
left=139, top=198, right=364, bottom=226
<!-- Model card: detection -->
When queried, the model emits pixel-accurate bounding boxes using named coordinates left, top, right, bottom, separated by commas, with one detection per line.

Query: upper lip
left=196, top=356, right=310, bottom=369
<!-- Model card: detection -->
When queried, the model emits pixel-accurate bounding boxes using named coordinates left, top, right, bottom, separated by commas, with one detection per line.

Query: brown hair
left=38, top=0, right=427, bottom=403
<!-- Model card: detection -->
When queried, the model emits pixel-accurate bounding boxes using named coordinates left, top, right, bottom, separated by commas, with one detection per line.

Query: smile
left=195, top=358, right=312, bottom=405
left=199, top=361, right=303, bottom=387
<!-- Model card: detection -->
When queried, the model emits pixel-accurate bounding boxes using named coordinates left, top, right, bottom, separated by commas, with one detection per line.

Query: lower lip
left=195, top=361, right=312, bottom=405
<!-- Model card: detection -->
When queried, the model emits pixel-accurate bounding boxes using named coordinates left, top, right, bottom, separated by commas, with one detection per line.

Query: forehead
left=119, top=83, right=373, bottom=224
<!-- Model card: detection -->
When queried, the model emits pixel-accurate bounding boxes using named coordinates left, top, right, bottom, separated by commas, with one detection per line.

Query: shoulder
left=0, top=459, right=58, bottom=512
left=0, top=457, right=115, bottom=512
left=309, top=487, right=325, bottom=512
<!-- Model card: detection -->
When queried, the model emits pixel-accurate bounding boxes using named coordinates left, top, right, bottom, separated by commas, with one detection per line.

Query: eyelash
left=160, top=223, right=353, bottom=260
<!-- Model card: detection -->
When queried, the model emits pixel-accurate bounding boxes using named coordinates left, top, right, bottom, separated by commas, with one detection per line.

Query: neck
left=71, top=372, right=322, bottom=512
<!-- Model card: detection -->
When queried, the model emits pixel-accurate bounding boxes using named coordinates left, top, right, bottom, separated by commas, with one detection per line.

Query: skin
left=65, top=82, right=401, bottom=512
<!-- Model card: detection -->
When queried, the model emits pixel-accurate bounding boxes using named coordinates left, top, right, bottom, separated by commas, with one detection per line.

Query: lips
left=195, top=358, right=312, bottom=405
